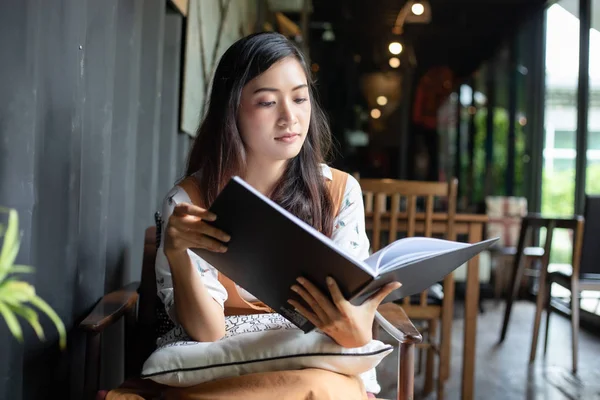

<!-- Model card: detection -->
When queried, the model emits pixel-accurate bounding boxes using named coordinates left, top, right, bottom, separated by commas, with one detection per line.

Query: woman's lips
left=275, top=134, right=300, bottom=143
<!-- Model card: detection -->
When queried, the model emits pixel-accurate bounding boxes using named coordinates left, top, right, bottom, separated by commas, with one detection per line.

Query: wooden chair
left=79, top=213, right=423, bottom=400
left=483, top=196, right=531, bottom=300
left=544, top=195, right=600, bottom=373
left=500, top=195, right=600, bottom=373
left=360, top=177, right=458, bottom=400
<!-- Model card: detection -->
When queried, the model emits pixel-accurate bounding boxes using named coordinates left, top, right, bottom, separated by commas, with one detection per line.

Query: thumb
left=366, top=281, right=402, bottom=308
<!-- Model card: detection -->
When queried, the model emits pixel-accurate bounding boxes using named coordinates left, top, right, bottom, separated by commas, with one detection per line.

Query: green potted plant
left=0, top=206, right=66, bottom=349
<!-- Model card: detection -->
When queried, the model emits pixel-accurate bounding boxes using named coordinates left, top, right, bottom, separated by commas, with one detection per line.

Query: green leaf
left=28, top=296, right=66, bottom=350
left=8, top=265, right=35, bottom=274
left=0, top=301, right=23, bottom=342
left=9, top=303, right=45, bottom=341
left=0, top=281, right=36, bottom=306
left=0, top=208, right=20, bottom=281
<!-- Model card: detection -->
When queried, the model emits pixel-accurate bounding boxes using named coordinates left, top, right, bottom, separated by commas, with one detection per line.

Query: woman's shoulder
left=320, top=164, right=363, bottom=218
left=320, top=164, right=360, bottom=192
left=161, top=175, right=203, bottom=209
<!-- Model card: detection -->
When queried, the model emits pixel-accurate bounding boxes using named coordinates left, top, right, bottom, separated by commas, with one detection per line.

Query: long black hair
left=185, top=32, right=335, bottom=237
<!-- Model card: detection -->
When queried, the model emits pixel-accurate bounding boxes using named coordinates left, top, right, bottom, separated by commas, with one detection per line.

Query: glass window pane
left=554, top=130, right=576, bottom=149
left=587, top=0, right=600, bottom=194
left=589, top=131, right=600, bottom=150
left=542, top=1, right=580, bottom=216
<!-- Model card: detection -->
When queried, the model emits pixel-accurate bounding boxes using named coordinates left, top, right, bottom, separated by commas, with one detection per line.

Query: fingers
left=295, top=278, right=339, bottom=318
left=190, top=234, right=228, bottom=253
left=365, top=281, right=402, bottom=308
left=170, top=219, right=230, bottom=244
left=196, top=221, right=231, bottom=243
left=168, top=205, right=230, bottom=246
left=166, top=227, right=227, bottom=253
left=290, top=281, right=331, bottom=324
left=287, top=299, right=322, bottom=328
left=325, top=276, right=351, bottom=311
left=173, top=202, right=216, bottom=221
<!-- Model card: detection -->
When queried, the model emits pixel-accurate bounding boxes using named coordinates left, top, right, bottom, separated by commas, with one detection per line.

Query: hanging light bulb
left=371, top=109, right=381, bottom=119
left=389, top=57, right=401, bottom=68
left=388, top=42, right=403, bottom=55
left=411, top=2, right=425, bottom=16
left=376, top=96, right=388, bottom=106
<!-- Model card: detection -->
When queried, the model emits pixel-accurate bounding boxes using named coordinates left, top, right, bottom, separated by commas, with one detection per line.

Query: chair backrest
left=579, top=195, right=600, bottom=276
left=359, top=177, right=458, bottom=306
left=130, top=212, right=173, bottom=376
left=360, top=178, right=458, bottom=249
left=484, top=196, right=528, bottom=248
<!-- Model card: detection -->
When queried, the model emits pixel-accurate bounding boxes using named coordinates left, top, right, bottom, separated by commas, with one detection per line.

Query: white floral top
left=154, top=164, right=380, bottom=394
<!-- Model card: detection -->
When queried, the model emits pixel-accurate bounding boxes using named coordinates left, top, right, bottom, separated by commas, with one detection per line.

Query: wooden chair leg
left=84, top=332, right=101, bottom=400
left=417, top=346, right=423, bottom=375
left=440, top=274, right=454, bottom=382
left=500, top=223, right=530, bottom=342
left=498, top=256, right=513, bottom=302
left=530, top=269, right=548, bottom=363
left=571, top=286, right=580, bottom=374
left=398, top=342, right=415, bottom=400
left=423, top=319, right=437, bottom=396
left=494, top=260, right=503, bottom=302
left=543, top=279, right=552, bottom=356
left=437, top=345, right=445, bottom=400
left=124, top=303, right=137, bottom=379
left=530, top=223, right=553, bottom=364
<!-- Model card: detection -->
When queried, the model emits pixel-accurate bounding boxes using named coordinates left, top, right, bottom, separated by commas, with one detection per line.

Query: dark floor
left=374, top=300, right=600, bottom=400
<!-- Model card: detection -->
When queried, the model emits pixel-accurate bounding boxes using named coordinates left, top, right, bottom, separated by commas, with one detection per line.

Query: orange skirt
left=105, top=368, right=371, bottom=400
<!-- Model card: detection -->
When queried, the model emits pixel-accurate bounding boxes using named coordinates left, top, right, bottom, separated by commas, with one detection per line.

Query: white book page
left=377, top=250, right=440, bottom=273
left=364, top=237, right=470, bottom=275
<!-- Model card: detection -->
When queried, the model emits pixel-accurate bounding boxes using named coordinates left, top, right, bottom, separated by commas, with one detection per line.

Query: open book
left=192, top=176, right=498, bottom=333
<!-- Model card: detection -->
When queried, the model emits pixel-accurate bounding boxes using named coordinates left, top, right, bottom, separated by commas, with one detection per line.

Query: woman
left=155, top=32, right=401, bottom=398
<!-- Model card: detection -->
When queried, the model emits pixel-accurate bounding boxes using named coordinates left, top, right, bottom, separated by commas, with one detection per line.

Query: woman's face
left=238, top=57, right=311, bottom=165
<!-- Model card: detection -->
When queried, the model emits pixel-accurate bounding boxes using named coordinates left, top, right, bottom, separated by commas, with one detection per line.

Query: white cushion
left=141, top=313, right=393, bottom=387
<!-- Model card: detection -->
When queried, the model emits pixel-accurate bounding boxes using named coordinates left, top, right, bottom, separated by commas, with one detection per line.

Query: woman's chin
left=272, top=147, right=303, bottom=161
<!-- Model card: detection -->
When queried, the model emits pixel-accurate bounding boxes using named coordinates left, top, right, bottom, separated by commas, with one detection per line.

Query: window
left=541, top=2, right=579, bottom=216
left=554, top=130, right=576, bottom=149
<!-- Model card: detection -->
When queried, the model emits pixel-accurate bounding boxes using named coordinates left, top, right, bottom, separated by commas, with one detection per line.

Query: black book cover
left=193, top=177, right=497, bottom=333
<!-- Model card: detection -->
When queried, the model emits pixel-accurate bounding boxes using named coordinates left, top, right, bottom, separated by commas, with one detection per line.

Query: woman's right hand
left=163, top=202, right=231, bottom=257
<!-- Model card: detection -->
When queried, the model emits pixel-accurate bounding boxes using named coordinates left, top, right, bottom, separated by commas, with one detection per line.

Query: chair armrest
left=79, top=282, right=140, bottom=333
left=376, top=303, right=422, bottom=344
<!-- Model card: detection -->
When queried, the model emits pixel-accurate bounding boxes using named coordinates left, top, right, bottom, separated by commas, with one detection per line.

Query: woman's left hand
left=287, top=277, right=402, bottom=348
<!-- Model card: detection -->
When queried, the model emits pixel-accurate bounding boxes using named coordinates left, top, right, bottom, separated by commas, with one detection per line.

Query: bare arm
left=162, top=202, right=232, bottom=342
left=166, top=249, right=226, bottom=342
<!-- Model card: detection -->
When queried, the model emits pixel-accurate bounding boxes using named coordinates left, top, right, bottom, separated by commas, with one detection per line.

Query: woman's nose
left=278, top=101, right=297, bottom=126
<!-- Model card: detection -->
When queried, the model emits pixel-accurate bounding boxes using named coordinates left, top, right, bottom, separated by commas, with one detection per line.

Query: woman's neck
left=243, top=158, right=288, bottom=196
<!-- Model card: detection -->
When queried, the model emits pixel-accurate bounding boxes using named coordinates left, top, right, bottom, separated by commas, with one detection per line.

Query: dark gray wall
left=0, top=1, right=190, bottom=398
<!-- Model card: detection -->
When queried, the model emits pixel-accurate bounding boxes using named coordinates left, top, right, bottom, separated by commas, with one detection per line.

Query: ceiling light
left=411, top=3, right=425, bottom=16
left=388, top=42, right=403, bottom=55
left=389, top=57, right=401, bottom=68
left=371, top=109, right=381, bottom=119
left=322, top=29, right=335, bottom=41
left=376, top=96, right=388, bottom=106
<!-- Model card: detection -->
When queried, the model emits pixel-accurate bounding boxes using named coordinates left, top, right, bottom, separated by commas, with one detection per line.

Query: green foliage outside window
left=541, top=164, right=600, bottom=264
left=472, top=107, right=527, bottom=203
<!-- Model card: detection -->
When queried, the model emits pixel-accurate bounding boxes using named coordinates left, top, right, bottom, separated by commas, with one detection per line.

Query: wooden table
left=366, top=212, right=487, bottom=400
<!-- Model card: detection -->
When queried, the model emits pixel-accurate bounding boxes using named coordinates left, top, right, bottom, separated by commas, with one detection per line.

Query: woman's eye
left=295, top=98, right=308, bottom=104
left=259, top=101, right=275, bottom=107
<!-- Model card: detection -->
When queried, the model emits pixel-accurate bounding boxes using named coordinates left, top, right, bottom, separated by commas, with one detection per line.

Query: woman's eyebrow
left=253, top=84, right=308, bottom=94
